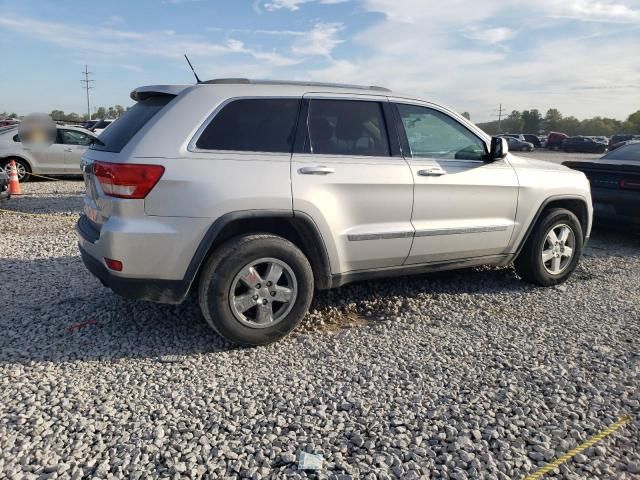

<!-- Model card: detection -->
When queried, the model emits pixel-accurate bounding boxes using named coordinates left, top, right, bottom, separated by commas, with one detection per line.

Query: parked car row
left=610, top=134, right=640, bottom=151
left=562, top=136, right=608, bottom=154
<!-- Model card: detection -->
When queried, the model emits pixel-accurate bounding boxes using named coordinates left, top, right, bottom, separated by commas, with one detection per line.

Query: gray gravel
left=1, top=180, right=639, bottom=480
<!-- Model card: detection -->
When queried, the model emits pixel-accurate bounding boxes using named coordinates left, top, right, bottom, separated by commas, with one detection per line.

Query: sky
left=0, top=0, right=639, bottom=122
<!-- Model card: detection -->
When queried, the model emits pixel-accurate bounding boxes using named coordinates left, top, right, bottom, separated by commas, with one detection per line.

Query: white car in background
left=0, top=125, right=97, bottom=181
left=90, top=119, right=115, bottom=135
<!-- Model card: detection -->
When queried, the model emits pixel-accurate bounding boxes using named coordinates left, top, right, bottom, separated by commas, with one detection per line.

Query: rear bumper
left=592, top=188, right=640, bottom=226
left=77, top=214, right=194, bottom=304
left=79, top=243, right=190, bottom=304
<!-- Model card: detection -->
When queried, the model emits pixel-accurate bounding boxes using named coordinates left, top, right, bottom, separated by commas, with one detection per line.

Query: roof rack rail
left=202, top=78, right=391, bottom=92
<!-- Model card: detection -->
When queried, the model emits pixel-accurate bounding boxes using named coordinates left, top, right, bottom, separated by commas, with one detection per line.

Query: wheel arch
left=514, top=195, right=590, bottom=258
left=1, top=154, right=33, bottom=172
left=185, top=211, right=332, bottom=294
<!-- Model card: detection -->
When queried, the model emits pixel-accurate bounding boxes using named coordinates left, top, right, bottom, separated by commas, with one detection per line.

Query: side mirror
left=488, top=136, right=509, bottom=161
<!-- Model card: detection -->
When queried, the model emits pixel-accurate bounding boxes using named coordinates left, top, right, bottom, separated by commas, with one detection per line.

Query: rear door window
left=90, top=95, right=173, bottom=153
left=307, top=100, right=390, bottom=157
left=195, top=98, right=301, bottom=153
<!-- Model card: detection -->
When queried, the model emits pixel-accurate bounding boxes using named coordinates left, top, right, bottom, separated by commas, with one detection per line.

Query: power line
left=80, top=65, right=94, bottom=120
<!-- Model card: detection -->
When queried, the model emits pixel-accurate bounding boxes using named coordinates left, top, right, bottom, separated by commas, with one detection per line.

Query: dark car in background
left=522, top=134, right=542, bottom=148
left=546, top=131, right=568, bottom=150
left=562, top=136, right=607, bottom=154
left=609, top=134, right=640, bottom=149
left=563, top=142, right=640, bottom=228
left=501, top=135, right=534, bottom=151
left=610, top=135, right=640, bottom=151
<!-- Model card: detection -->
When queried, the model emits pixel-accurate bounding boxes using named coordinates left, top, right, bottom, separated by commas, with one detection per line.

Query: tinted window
left=61, top=130, right=93, bottom=146
left=308, top=100, right=390, bottom=157
left=397, top=104, right=485, bottom=160
left=603, top=143, right=640, bottom=161
left=91, top=95, right=173, bottom=153
left=196, top=98, right=300, bottom=153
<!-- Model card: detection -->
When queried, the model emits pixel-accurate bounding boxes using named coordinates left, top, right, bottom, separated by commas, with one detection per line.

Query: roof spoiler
left=130, top=85, right=190, bottom=102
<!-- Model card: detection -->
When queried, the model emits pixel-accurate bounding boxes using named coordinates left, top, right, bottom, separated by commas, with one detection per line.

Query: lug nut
left=262, top=299, right=268, bottom=305
left=253, top=295, right=259, bottom=300
left=255, top=283, right=261, bottom=289
left=270, top=291, right=276, bottom=297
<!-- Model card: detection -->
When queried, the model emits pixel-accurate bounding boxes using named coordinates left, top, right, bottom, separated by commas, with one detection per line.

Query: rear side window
left=60, top=130, right=93, bottom=146
left=91, top=95, right=173, bottom=153
left=308, top=100, right=390, bottom=157
left=196, top=98, right=301, bottom=153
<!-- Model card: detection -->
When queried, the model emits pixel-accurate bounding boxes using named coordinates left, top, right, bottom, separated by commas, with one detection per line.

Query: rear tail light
left=93, top=161, right=164, bottom=199
left=620, top=179, right=640, bottom=191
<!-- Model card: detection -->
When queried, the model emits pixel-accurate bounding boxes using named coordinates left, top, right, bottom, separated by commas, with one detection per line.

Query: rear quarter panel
left=127, top=86, right=296, bottom=218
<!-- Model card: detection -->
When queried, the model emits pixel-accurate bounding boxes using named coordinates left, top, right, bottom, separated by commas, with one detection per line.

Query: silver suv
left=77, top=79, right=592, bottom=345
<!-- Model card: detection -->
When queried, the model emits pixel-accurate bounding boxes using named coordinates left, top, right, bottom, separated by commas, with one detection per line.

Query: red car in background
left=546, top=131, right=569, bottom=150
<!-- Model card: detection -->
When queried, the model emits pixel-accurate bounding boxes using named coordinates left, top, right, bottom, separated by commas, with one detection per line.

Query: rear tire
left=514, top=208, right=583, bottom=286
left=198, top=234, right=314, bottom=346
left=2, top=157, right=31, bottom=182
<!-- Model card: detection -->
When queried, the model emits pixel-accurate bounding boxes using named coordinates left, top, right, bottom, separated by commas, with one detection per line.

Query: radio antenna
left=184, top=54, right=202, bottom=84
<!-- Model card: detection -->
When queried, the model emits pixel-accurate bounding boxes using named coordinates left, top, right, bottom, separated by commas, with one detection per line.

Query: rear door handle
left=64, top=148, right=73, bottom=152
left=298, top=166, right=335, bottom=175
left=418, top=168, right=446, bottom=177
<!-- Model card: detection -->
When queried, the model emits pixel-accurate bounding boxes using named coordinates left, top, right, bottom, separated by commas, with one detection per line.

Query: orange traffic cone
left=8, top=160, right=22, bottom=195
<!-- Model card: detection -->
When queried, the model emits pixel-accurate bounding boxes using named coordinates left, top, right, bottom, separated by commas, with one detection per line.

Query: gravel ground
left=1, top=180, right=638, bottom=480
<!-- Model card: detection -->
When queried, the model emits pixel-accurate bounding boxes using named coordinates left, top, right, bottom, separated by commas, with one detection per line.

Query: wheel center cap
left=258, top=287, right=270, bottom=298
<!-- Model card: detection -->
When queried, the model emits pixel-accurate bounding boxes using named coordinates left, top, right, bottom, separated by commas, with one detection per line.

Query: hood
left=507, top=154, right=571, bottom=172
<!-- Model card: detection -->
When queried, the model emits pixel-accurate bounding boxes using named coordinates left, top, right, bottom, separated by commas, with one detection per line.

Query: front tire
left=514, top=208, right=583, bottom=286
left=198, top=234, right=314, bottom=346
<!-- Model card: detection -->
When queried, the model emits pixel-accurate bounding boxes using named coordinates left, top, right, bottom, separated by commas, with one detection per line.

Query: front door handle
left=64, top=148, right=73, bottom=152
left=298, top=166, right=335, bottom=175
left=418, top=168, right=446, bottom=177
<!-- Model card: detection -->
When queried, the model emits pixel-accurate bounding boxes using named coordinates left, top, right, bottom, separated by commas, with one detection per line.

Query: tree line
left=476, top=109, right=640, bottom=137
left=48, top=105, right=130, bottom=123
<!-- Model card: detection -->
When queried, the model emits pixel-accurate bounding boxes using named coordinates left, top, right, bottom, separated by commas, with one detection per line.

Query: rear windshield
left=603, top=143, right=640, bottom=161
left=90, top=95, right=173, bottom=153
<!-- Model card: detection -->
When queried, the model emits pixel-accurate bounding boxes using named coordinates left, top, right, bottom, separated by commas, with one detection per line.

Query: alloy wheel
left=229, top=257, right=298, bottom=328
left=5, top=162, right=26, bottom=181
left=541, top=224, right=575, bottom=275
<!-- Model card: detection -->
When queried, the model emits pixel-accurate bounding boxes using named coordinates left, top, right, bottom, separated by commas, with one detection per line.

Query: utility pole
left=496, top=103, right=504, bottom=132
left=81, top=65, right=94, bottom=120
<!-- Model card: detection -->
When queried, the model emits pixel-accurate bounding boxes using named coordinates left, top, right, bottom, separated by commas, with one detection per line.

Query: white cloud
left=302, top=0, right=640, bottom=120
left=463, top=27, right=515, bottom=45
left=263, top=0, right=348, bottom=12
left=552, top=0, right=640, bottom=23
left=291, top=23, right=343, bottom=57
left=0, top=15, right=296, bottom=68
